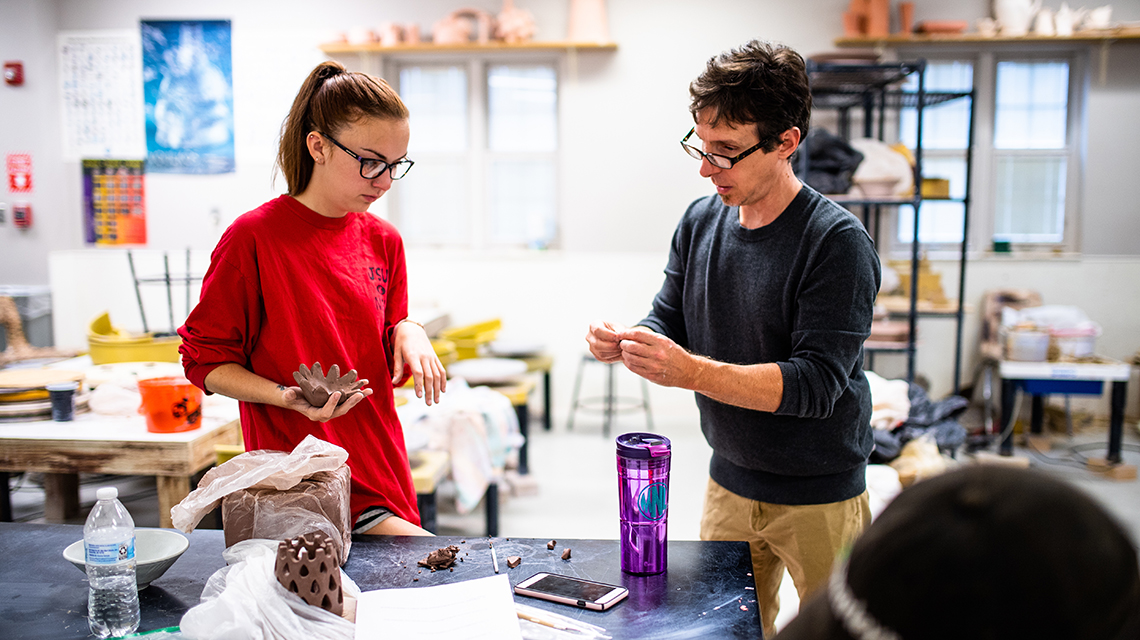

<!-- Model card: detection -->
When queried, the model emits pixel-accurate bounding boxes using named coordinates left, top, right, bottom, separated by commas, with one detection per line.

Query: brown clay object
left=866, top=0, right=890, bottom=37
left=561, top=548, right=572, bottom=561
left=845, top=0, right=869, bottom=35
left=275, top=531, right=344, bottom=616
left=417, top=545, right=461, bottom=571
left=222, top=465, right=353, bottom=565
left=293, top=362, right=365, bottom=407
left=506, top=556, right=522, bottom=569
left=897, top=1, right=915, bottom=35
left=547, top=540, right=556, bottom=550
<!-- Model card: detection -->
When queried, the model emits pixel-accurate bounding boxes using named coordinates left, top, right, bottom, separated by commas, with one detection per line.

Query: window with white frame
left=893, top=52, right=1083, bottom=253
left=898, top=60, right=974, bottom=245
left=392, top=58, right=559, bottom=249
left=992, top=60, right=1071, bottom=243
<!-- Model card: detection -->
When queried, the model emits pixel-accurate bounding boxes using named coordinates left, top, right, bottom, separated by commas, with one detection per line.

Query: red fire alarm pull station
left=13, top=203, right=32, bottom=228
left=4, top=62, right=24, bottom=86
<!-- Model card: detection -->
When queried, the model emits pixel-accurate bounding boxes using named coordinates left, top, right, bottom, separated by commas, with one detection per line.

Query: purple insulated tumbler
left=617, top=432, right=671, bottom=575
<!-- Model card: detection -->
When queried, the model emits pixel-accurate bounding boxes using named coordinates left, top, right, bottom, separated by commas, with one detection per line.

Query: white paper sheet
left=355, top=574, right=522, bottom=640
left=58, top=31, right=145, bottom=161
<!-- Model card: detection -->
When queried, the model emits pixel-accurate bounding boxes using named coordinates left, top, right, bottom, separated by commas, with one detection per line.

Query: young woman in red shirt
left=179, top=60, right=445, bottom=535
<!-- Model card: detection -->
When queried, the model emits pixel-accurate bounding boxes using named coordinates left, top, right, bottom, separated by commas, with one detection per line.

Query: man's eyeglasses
left=680, top=127, right=767, bottom=170
left=320, top=132, right=414, bottom=180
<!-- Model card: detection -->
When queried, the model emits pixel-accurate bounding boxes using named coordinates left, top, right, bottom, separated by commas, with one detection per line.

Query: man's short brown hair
left=689, top=40, right=812, bottom=153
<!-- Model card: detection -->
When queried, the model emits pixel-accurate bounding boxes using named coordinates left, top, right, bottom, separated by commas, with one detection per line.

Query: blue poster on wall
left=141, top=20, right=234, bottom=174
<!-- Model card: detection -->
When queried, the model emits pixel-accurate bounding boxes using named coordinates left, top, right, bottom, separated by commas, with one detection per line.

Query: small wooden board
left=0, top=369, right=85, bottom=391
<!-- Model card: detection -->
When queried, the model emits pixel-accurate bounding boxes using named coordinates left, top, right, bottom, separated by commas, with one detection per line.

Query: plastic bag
left=403, top=380, right=523, bottom=514
left=889, top=433, right=951, bottom=487
left=849, top=138, right=914, bottom=195
left=171, top=435, right=352, bottom=562
left=180, top=539, right=359, bottom=640
left=865, top=370, right=911, bottom=431
left=172, top=435, right=348, bottom=531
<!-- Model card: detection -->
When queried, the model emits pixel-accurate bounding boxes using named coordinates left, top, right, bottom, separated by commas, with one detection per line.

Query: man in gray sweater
left=587, top=40, right=880, bottom=638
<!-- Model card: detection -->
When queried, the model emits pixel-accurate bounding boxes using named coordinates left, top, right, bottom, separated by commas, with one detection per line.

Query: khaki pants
left=699, top=477, right=871, bottom=639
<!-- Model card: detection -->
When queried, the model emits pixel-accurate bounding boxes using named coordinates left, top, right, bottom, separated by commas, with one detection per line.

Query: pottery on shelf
left=568, top=0, right=609, bottom=42
left=898, top=2, right=915, bottom=35
left=1034, top=7, right=1056, bottom=35
left=432, top=9, right=496, bottom=45
left=994, top=0, right=1042, bottom=36
left=496, top=0, right=536, bottom=43
left=866, top=0, right=890, bottom=37
left=1054, top=3, right=1085, bottom=36
left=1083, top=5, right=1112, bottom=30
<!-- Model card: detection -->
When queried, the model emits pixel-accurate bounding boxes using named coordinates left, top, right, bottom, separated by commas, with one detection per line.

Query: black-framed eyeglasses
left=680, top=127, right=767, bottom=170
left=320, top=132, right=414, bottom=180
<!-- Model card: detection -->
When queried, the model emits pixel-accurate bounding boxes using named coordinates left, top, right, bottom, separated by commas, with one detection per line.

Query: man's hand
left=586, top=320, right=627, bottom=363
left=392, top=321, right=447, bottom=406
left=281, top=385, right=373, bottom=422
left=616, top=327, right=701, bottom=389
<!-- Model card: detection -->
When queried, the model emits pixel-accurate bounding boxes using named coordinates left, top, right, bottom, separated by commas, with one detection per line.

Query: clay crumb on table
left=561, top=548, right=572, bottom=561
left=417, top=545, right=461, bottom=572
left=506, top=556, right=521, bottom=569
left=547, top=540, right=556, bottom=550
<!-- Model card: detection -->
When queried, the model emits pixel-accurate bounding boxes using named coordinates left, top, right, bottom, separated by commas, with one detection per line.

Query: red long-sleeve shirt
left=178, top=195, right=418, bottom=525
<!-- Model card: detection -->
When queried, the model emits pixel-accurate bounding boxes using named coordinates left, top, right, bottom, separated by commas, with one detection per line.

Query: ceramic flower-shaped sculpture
left=275, top=531, right=343, bottom=616
left=293, top=362, right=364, bottom=407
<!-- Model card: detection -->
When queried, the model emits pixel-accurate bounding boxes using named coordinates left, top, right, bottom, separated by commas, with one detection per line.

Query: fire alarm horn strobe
left=4, top=62, right=24, bottom=86
left=13, top=202, right=32, bottom=228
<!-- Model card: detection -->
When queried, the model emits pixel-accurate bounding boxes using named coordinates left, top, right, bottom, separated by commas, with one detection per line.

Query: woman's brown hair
left=277, top=60, right=409, bottom=196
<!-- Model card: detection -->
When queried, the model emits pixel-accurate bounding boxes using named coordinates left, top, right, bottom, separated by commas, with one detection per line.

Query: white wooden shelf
left=835, top=27, right=1140, bottom=47
left=320, top=41, right=617, bottom=55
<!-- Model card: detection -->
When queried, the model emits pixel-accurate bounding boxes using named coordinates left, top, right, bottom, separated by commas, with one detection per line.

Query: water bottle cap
left=96, top=487, right=118, bottom=501
left=616, top=432, right=671, bottom=459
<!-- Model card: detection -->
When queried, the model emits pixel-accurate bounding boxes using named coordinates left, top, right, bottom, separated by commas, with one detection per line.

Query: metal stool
left=566, top=354, right=653, bottom=437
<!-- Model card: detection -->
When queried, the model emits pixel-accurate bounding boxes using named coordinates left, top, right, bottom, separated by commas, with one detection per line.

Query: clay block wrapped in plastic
left=222, top=465, right=351, bottom=564
left=170, top=435, right=353, bottom=564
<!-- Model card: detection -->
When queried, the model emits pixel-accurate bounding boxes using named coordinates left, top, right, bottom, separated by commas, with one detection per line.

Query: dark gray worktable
left=0, top=522, right=760, bottom=639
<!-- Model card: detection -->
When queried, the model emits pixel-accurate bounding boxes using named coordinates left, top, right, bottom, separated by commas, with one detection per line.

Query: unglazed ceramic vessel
left=275, top=531, right=343, bottom=616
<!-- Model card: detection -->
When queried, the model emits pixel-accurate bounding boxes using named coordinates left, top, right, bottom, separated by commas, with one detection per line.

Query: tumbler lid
left=616, top=432, right=671, bottom=459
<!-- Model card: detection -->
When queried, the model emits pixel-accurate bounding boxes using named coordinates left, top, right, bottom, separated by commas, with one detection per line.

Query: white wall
left=7, top=0, right=1140, bottom=419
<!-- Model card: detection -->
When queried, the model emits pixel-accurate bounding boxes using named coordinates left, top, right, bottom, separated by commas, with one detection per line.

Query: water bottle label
left=637, top=481, right=669, bottom=520
left=86, top=538, right=135, bottom=565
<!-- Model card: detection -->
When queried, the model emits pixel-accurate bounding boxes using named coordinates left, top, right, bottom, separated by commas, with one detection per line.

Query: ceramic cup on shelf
left=994, top=0, right=1042, bottom=36
left=1034, top=7, right=1056, bottom=35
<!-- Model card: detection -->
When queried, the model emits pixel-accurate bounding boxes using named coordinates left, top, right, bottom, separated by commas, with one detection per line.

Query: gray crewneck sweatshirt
left=639, top=186, right=880, bottom=505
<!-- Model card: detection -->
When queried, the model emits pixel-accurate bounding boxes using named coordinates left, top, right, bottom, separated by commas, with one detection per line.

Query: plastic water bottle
left=85, top=487, right=140, bottom=638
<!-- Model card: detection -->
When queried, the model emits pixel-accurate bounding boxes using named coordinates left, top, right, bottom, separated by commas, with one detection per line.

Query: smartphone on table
left=514, top=572, right=629, bottom=611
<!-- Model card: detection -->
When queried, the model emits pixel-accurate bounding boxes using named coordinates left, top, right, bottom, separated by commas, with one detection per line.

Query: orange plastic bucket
left=138, top=376, right=203, bottom=433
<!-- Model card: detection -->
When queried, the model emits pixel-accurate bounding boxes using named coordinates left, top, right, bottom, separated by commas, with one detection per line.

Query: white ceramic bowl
left=63, top=528, right=189, bottom=589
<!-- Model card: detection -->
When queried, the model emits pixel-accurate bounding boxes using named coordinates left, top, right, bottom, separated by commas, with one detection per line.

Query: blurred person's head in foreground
left=777, top=465, right=1140, bottom=640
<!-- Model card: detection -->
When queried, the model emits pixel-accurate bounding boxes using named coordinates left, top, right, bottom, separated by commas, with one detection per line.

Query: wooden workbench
left=0, top=404, right=241, bottom=528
